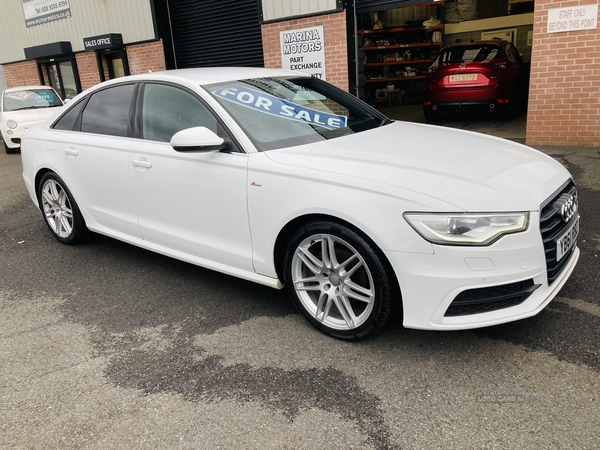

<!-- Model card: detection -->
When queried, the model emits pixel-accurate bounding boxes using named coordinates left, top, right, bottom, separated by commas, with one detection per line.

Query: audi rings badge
left=555, top=192, right=578, bottom=223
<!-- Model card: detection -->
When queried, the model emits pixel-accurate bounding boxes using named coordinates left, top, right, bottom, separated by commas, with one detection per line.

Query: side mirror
left=170, top=126, right=230, bottom=152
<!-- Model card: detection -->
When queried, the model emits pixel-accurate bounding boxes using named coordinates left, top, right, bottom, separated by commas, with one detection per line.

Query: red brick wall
left=261, top=11, right=349, bottom=91
left=126, top=40, right=167, bottom=75
left=527, top=1, right=600, bottom=146
left=3, top=61, right=40, bottom=87
left=76, top=52, right=102, bottom=91
left=3, top=39, right=166, bottom=93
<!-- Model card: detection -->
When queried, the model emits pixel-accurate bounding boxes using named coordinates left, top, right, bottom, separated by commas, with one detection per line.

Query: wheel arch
left=34, top=168, right=56, bottom=206
left=272, top=213, right=401, bottom=299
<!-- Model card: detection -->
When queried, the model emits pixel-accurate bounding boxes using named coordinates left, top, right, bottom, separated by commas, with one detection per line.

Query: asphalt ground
left=1, top=132, right=599, bottom=449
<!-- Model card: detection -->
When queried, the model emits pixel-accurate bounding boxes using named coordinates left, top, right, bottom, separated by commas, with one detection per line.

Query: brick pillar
left=261, top=11, right=349, bottom=92
left=527, top=1, right=600, bottom=146
left=75, top=52, right=102, bottom=91
left=125, top=40, right=167, bottom=75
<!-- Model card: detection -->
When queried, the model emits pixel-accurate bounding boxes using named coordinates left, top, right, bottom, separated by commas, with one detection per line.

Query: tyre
left=38, top=172, right=89, bottom=245
left=4, top=140, right=18, bottom=154
left=283, top=220, right=397, bottom=340
left=503, top=96, right=519, bottom=120
left=424, top=109, right=440, bottom=123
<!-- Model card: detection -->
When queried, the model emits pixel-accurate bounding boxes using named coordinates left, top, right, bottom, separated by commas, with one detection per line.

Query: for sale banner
left=22, top=0, right=72, bottom=28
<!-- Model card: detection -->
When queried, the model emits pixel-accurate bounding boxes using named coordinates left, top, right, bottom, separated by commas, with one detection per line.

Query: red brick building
left=0, top=0, right=598, bottom=147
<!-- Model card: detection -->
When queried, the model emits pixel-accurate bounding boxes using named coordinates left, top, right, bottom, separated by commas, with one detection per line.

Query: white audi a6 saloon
left=20, top=68, right=579, bottom=340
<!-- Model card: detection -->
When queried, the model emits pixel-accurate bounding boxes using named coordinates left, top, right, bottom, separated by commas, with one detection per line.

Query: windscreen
left=3, top=88, right=63, bottom=112
left=206, top=76, right=389, bottom=151
left=437, top=44, right=502, bottom=64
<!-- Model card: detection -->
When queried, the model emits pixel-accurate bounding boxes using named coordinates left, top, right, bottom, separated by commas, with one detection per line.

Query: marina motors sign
left=547, top=4, right=598, bottom=33
left=280, top=25, right=327, bottom=80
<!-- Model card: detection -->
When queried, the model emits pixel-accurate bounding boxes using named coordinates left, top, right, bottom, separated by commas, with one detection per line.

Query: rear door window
left=53, top=100, right=86, bottom=131
left=80, top=84, right=135, bottom=137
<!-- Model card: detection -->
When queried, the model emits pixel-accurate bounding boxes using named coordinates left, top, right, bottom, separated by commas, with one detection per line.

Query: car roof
left=121, top=67, right=308, bottom=86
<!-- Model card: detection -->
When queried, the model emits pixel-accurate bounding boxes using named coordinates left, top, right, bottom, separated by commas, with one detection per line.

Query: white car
left=1, top=86, right=65, bottom=154
left=20, top=68, right=580, bottom=340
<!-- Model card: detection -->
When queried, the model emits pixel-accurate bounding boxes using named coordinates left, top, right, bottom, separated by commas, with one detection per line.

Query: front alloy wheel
left=284, top=221, right=396, bottom=340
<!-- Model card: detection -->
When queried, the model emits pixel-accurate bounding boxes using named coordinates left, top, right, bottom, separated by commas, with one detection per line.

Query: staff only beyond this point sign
left=280, top=25, right=327, bottom=80
left=547, top=4, right=598, bottom=33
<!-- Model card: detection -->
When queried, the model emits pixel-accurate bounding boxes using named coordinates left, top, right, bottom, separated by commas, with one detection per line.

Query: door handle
left=64, top=147, right=79, bottom=156
left=132, top=159, right=153, bottom=169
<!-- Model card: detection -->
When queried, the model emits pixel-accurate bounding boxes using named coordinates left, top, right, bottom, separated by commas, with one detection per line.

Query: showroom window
left=24, top=43, right=83, bottom=102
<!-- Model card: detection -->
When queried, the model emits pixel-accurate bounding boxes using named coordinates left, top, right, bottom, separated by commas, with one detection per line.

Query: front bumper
left=384, top=213, right=579, bottom=330
left=2, top=123, right=39, bottom=149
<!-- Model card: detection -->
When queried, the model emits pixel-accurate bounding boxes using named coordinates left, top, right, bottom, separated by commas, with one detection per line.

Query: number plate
left=449, top=74, right=477, bottom=82
left=556, top=216, right=579, bottom=262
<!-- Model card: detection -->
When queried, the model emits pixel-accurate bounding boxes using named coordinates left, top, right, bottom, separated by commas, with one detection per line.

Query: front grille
left=540, top=181, right=578, bottom=285
left=11, top=138, right=21, bottom=144
left=444, top=279, right=540, bottom=317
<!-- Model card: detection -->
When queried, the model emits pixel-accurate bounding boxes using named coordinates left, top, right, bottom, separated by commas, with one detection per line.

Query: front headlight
left=404, top=212, right=530, bottom=246
left=6, top=119, right=18, bottom=129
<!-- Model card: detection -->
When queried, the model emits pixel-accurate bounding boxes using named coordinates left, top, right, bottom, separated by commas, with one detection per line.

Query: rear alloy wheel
left=38, top=172, right=89, bottom=245
left=283, top=221, right=396, bottom=340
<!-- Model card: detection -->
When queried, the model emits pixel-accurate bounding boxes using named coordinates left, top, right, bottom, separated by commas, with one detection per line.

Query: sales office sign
left=22, top=0, right=72, bottom=28
left=280, top=25, right=327, bottom=80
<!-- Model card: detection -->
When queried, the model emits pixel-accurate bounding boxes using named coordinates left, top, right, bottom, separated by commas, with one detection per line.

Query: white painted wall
left=261, top=0, right=341, bottom=22
left=0, top=0, right=155, bottom=64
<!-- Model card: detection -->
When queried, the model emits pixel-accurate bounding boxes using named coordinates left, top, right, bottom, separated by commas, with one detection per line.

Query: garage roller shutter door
left=168, top=0, right=264, bottom=68
left=356, top=0, right=436, bottom=14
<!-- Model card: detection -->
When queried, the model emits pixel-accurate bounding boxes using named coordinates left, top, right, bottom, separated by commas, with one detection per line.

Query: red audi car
left=423, top=40, right=528, bottom=122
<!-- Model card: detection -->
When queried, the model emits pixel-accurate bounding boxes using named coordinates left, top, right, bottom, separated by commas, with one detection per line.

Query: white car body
left=1, top=85, right=64, bottom=152
left=20, top=68, right=579, bottom=337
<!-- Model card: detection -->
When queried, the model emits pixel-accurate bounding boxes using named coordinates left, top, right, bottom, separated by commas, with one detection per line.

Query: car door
left=52, top=83, right=141, bottom=238
left=128, top=82, right=253, bottom=271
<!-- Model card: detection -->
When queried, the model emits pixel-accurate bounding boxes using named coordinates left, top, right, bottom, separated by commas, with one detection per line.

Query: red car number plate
left=449, top=74, right=477, bottom=82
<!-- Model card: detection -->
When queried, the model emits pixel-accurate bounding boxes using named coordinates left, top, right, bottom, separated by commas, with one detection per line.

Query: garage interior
left=356, top=0, right=534, bottom=142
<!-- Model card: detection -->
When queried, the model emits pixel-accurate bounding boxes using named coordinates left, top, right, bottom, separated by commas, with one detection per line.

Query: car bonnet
left=2, top=107, right=64, bottom=124
left=262, top=121, right=572, bottom=212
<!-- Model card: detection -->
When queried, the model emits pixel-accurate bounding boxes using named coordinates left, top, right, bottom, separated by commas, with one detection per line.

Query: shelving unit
left=357, top=1, right=445, bottom=105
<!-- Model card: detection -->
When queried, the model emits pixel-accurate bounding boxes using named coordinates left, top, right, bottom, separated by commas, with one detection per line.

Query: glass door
left=46, top=60, right=79, bottom=100
left=105, top=51, right=129, bottom=79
